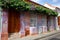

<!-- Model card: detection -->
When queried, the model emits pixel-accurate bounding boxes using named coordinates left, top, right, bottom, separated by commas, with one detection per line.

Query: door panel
left=58, top=16, right=60, bottom=25
left=14, top=12, right=20, bottom=32
left=8, top=11, right=20, bottom=33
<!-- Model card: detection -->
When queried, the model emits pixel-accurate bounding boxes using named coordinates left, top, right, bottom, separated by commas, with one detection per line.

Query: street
left=35, top=33, right=60, bottom=40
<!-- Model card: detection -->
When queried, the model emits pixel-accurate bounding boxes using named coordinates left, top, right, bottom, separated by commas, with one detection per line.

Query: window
left=30, top=13, right=37, bottom=27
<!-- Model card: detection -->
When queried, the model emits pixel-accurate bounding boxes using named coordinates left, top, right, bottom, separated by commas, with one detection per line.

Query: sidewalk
left=8, top=30, right=60, bottom=40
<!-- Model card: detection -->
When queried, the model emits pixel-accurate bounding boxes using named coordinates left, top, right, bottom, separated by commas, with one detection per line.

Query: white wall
left=56, top=8, right=60, bottom=16
left=44, top=4, right=55, bottom=10
left=58, top=13, right=60, bottom=16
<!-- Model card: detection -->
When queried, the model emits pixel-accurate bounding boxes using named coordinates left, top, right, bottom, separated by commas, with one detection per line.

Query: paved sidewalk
left=8, top=30, right=60, bottom=40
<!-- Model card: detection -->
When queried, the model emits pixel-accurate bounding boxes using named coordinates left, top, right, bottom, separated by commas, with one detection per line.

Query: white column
left=55, top=17, right=59, bottom=30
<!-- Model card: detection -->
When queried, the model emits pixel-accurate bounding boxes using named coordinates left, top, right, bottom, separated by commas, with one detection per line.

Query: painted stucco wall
left=44, top=3, right=59, bottom=30
left=37, top=15, right=47, bottom=33
left=19, top=12, right=48, bottom=36
left=0, top=8, right=2, bottom=40
left=19, top=12, right=30, bottom=36
left=1, top=9, right=8, bottom=40
left=0, top=8, right=2, bottom=32
left=19, top=12, right=57, bottom=36
left=48, top=16, right=55, bottom=31
left=55, top=8, right=60, bottom=28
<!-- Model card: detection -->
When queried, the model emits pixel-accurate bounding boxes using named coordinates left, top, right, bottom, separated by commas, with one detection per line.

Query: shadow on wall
left=34, top=38, right=60, bottom=40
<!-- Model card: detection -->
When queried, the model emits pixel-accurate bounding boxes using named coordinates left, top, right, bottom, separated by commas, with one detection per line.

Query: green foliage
left=0, top=0, right=58, bottom=16
left=35, top=6, right=58, bottom=16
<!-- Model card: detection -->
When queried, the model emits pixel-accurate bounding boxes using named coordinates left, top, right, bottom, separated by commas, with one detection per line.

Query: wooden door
left=58, top=16, right=60, bottom=25
left=8, top=10, right=20, bottom=33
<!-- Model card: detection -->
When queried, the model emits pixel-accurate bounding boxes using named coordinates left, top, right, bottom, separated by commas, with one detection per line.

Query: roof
left=44, top=3, right=56, bottom=8
left=25, top=0, right=52, bottom=10
left=44, top=3, right=60, bottom=10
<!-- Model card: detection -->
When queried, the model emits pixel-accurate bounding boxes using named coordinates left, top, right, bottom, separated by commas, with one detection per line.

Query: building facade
left=0, top=0, right=58, bottom=39
left=44, top=3, right=59, bottom=30
left=56, top=8, right=60, bottom=28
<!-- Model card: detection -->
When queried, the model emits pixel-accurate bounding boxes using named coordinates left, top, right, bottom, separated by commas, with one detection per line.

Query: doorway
left=58, top=16, right=60, bottom=28
left=8, top=10, right=20, bottom=33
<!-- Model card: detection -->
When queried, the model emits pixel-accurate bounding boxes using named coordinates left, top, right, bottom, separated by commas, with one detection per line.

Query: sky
left=31, top=0, right=60, bottom=8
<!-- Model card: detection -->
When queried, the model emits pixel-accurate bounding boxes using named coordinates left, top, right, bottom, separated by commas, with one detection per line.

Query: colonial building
left=56, top=7, right=60, bottom=28
left=0, top=0, right=58, bottom=40
left=44, top=3, right=60, bottom=30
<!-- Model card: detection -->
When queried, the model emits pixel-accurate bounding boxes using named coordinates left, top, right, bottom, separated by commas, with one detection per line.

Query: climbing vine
left=0, top=0, right=58, bottom=16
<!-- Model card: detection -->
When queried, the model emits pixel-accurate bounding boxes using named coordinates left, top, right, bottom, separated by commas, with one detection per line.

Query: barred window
left=30, top=13, right=37, bottom=27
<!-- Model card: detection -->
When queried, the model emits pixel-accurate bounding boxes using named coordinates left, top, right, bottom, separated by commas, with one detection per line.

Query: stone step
left=8, top=33, right=20, bottom=39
